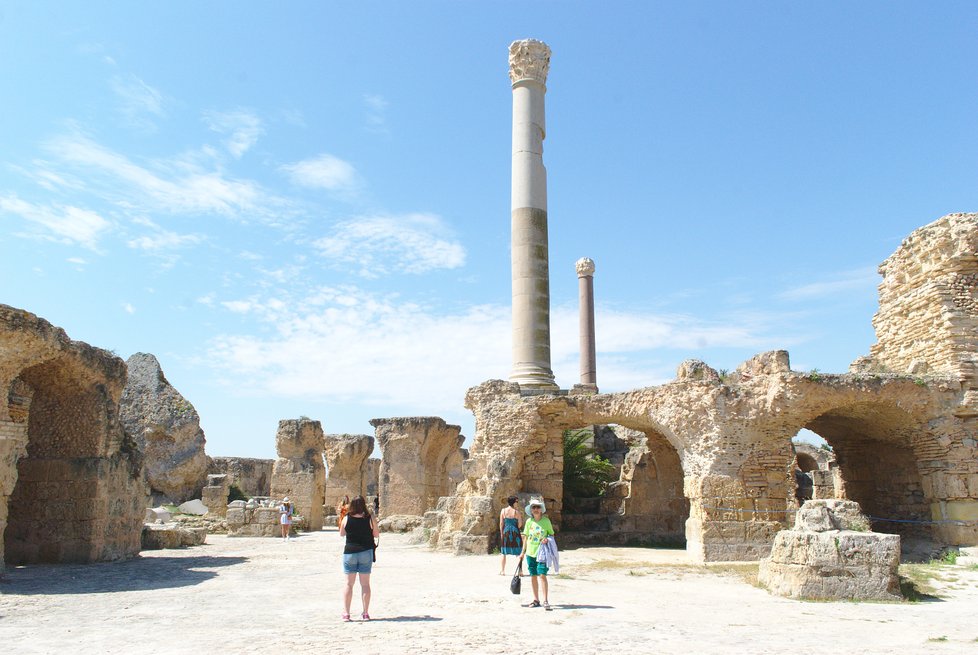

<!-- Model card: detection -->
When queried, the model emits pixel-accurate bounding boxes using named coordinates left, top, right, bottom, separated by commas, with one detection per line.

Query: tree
left=562, top=428, right=616, bottom=501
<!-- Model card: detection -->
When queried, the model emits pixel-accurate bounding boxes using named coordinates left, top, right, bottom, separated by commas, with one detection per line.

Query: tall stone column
left=509, top=39, right=558, bottom=390
left=576, top=257, right=597, bottom=391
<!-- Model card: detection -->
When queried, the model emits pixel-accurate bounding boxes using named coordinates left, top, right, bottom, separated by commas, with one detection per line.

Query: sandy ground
left=2, top=529, right=978, bottom=655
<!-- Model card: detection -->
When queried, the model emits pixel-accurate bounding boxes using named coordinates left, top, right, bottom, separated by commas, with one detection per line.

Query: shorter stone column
left=271, top=418, right=326, bottom=531
left=201, top=474, right=231, bottom=517
left=576, top=257, right=597, bottom=393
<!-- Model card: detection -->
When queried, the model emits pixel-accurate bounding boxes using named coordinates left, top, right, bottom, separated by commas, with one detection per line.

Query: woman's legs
left=342, top=572, right=357, bottom=614
left=539, top=575, right=549, bottom=604
left=500, top=553, right=506, bottom=574
left=529, top=574, right=539, bottom=602
left=359, top=573, right=371, bottom=614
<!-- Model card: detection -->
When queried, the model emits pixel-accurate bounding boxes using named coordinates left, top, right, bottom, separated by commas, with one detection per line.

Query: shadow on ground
left=368, top=615, right=443, bottom=622
left=0, top=554, right=248, bottom=595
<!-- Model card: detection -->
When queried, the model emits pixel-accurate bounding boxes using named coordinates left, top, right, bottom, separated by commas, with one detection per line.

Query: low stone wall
left=207, top=457, right=273, bottom=497
left=226, top=500, right=289, bottom=537
left=201, top=474, right=231, bottom=517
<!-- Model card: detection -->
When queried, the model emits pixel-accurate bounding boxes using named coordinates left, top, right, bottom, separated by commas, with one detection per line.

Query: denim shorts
left=526, top=554, right=548, bottom=577
left=343, top=549, right=373, bottom=574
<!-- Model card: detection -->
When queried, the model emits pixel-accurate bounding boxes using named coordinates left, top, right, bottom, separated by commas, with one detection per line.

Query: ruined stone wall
left=868, top=213, right=978, bottom=416
left=365, top=458, right=380, bottom=498
left=207, top=457, right=273, bottom=497
left=427, top=351, right=975, bottom=560
left=323, top=434, right=373, bottom=506
left=0, top=304, right=147, bottom=570
left=270, top=419, right=325, bottom=531
left=370, top=417, right=464, bottom=518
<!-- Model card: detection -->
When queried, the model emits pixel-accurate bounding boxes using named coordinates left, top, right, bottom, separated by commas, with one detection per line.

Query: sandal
left=342, top=613, right=351, bottom=622
left=528, top=600, right=541, bottom=608
left=544, top=601, right=552, bottom=611
left=361, top=612, right=371, bottom=621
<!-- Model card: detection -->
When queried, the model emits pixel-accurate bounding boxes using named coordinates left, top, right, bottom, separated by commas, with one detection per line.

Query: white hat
left=283, top=497, right=290, bottom=503
left=524, top=497, right=546, bottom=517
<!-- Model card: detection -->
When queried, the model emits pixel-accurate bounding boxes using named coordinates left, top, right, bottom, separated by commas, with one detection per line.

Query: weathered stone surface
left=141, top=523, right=207, bottom=549
left=146, top=507, right=172, bottom=523
left=429, top=215, right=978, bottom=558
left=869, top=213, right=978, bottom=417
left=201, top=474, right=230, bottom=517
left=120, top=353, right=207, bottom=504
left=365, top=457, right=381, bottom=498
left=226, top=500, right=288, bottom=537
left=177, top=499, right=209, bottom=516
left=1, top=304, right=147, bottom=571
left=370, top=417, right=465, bottom=518
left=759, top=500, right=901, bottom=600
left=271, top=419, right=326, bottom=531
left=207, top=457, right=273, bottom=497
left=323, top=434, right=373, bottom=507
left=378, top=514, right=423, bottom=533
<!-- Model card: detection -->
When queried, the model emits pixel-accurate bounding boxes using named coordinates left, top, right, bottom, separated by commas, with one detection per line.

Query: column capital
left=509, top=39, right=551, bottom=86
left=576, top=257, right=595, bottom=278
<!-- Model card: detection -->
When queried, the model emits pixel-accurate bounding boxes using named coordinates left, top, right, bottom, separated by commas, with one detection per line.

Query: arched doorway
left=801, top=402, right=932, bottom=556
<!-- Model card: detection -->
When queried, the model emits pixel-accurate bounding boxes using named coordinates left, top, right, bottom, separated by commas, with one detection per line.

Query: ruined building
left=424, top=211, right=977, bottom=561
left=1, top=305, right=147, bottom=569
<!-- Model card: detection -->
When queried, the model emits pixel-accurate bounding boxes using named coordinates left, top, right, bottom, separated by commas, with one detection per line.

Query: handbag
left=510, top=561, right=522, bottom=595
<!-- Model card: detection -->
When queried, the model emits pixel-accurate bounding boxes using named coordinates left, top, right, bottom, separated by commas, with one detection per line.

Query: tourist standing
left=337, top=495, right=350, bottom=528
left=339, top=495, right=379, bottom=622
left=499, top=495, right=523, bottom=575
left=278, top=497, right=293, bottom=540
left=373, top=496, right=380, bottom=516
left=519, top=498, right=555, bottom=610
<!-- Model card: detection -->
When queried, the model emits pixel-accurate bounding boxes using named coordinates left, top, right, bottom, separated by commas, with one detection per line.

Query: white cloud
left=67, top=257, right=87, bottom=265
left=0, top=194, right=110, bottom=250
left=43, top=133, right=285, bottom=220
left=203, top=286, right=794, bottom=413
left=110, top=75, right=165, bottom=130
left=778, top=267, right=879, bottom=301
left=123, top=302, right=135, bottom=314
left=126, top=216, right=204, bottom=251
left=363, top=94, right=389, bottom=133
left=281, top=154, right=358, bottom=192
left=203, top=109, right=264, bottom=158
left=313, top=213, right=466, bottom=276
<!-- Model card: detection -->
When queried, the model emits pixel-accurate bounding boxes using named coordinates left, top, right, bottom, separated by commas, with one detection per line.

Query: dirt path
left=2, top=529, right=977, bottom=654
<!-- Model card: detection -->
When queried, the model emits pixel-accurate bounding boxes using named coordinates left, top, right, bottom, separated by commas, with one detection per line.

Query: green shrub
left=563, top=428, right=616, bottom=501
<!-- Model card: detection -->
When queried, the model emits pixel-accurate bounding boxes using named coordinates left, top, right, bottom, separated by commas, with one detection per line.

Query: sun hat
left=524, top=497, right=547, bottom=517
left=283, top=497, right=290, bottom=503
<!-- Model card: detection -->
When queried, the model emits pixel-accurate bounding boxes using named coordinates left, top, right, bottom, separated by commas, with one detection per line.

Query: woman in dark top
left=338, top=495, right=379, bottom=622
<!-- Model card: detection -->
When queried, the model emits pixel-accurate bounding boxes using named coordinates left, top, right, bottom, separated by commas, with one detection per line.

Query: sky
left=1, top=2, right=976, bottom=458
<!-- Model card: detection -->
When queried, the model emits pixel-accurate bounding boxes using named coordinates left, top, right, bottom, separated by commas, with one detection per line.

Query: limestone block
left=207, top=457, right=273, bottom=497
left=271, top=418, right=326, bottom=531
left=371, top=417, right=464, bottom=518
left=759, top=501, right=901, bottom=601
left=452, top=534, right=489, bottom=555
left=177, top=499, right=208, bottom=516
left=323, top=433, right=374, bottom=505
left=675, top=360, right=720, bottom=382
left=378, top=515, right=422, bottom=533
left=120, top=353, right=207, bottom=504
left=141, top=523, right=207, bottom=550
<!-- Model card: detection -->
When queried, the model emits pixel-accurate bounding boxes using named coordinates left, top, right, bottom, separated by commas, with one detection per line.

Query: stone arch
left=1, top=305, right=145, bottom=570
left=795, top=452, right=818, bottom=473
left=795, top=401, right=932, bottom=553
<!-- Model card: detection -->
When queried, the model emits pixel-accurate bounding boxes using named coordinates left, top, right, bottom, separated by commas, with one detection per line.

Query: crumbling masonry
left=1, top=306, right=146, bottom=568
left=427, top=214, right=978, bottom=561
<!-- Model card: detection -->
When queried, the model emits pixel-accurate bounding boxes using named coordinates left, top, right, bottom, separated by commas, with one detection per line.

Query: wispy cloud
left=203, top=109, right=264, bottom=158
left=202, top=284, right=797, bottom=413
left=126, top=217, right=204, bottom=251
left=0, top=193, right=110, bottom=250
left=312, top=213, right=466, bottom=277
left=778, top=266, right=879, bottom=301
left=110, top=74, right=165, bottom=131
left=363, top=94, right=389, bottom=133
left=281, top=153, right=358, bottom=192
left=42, top=133, right=286, bottom=220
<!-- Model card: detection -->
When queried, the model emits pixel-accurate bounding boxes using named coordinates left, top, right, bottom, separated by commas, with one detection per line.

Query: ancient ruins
left=0, top=38, right=975, bottom=610
left=271, top=418, right=326, bottom=531
left=120, top=353, right=208, bottom=504
left=0, top=305, right=146, bottom=568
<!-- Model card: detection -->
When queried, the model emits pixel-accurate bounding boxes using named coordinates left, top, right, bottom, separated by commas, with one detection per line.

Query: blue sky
left=2, top=2, right=976, bottom=458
